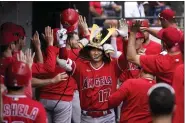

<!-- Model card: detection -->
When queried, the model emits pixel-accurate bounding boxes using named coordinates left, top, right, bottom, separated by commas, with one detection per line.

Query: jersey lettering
left=82, top=76, right=112, bottom=90
left=98, top=88, right=111, bottom=102
left=3, top=104, right=39, bottom=120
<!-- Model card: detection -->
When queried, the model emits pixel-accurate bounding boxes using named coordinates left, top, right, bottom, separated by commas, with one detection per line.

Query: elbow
left=126, top=54, right=134, bottom=62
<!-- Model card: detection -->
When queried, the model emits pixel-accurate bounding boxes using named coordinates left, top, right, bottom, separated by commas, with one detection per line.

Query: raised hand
left=42, top=26, right=54, bottom=46
left=130, top=20, right=142, bottom=33
left=78, top=15, right=90, bottom=35
left=25, top=49, right=35, bottom=69
left=17, top=50, right=27, bottom=63
left=115, top=18, right=128, bottom=37
left=31, top=31, right=41, bottom=49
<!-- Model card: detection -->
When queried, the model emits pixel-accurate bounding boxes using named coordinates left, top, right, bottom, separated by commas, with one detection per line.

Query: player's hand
left=31, top=31, right=41, bottom=49
left=116, top=18, right=128, bottom=37
left=51, top=72, right=69, bottom=83
left=25, top=49, right=35, bottom=69
left=130, top=20, right=142, bottom=33
left=42, top=26, right=54, bottom=46
left=78, top=15, right=90, bottom=36
left=17, top=50, right=27, bottom=63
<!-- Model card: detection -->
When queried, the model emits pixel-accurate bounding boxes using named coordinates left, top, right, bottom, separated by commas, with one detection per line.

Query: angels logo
left=82, top=76, right=112, bottom=90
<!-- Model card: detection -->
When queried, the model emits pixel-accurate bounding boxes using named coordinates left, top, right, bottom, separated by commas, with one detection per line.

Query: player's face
left=143, top=31, right=149, bottom=40
left=17, top=36, right=26, bottom=50
left=89, top=48, right=103, bottom=62
left=69, top=34, right=79, bottom=49
left=135, top=38, right=144, bottom=49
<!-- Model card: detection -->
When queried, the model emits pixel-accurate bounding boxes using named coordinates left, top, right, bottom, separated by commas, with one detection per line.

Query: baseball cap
left=141, top=19, right=149, bottom=27
left=158, top=9, right=176, bottom=21
left=136, top=31, right=145, bottom=39
left=161, top=27, right=183, bottom=48
left=16, top=25, right=26, bottom=37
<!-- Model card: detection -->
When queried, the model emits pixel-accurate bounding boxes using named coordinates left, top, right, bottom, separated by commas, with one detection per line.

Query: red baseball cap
left=158, top=9, right=176, bottom=21
left=161, top=27, right=183, bottom=48
left=141, top=19, right=149, bottom=27
left=136, top=31, right=145, bottom=39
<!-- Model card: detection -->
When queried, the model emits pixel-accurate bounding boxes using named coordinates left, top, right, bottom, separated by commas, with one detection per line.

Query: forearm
left=110, top=37, right=122, bottom=58
left=127, top=32, right=137, bottom=61
left=146, top=28, right=160, bottom=38
left=32, top=77, right=54, bottom=88
left=35, top=48, right=44, bottom=63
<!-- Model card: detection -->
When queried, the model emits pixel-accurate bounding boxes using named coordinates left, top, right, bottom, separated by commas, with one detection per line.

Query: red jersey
left=0, top=46, right=57, bottom=98
left=39, top=48, right=80, bottom=101
left=3, top=94, right=47, bottom=123
left=140, top=53, right=183, bottom=85
left=71, top=54, right=127, bottom=111
left=108, top=78, right=155, bottom=123
left=172, top=64, right=184, bottom=123
left=142, top=40, right=162, bottom=55
left=89, top=2, right=103, bottom=15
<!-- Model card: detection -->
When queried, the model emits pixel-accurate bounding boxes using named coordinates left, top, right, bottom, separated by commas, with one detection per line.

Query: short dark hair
left=66, top=32, right=78, bottom=42
left=6, top=86, right=23, bottom=91
left=148, top=86, right=175, bottom=116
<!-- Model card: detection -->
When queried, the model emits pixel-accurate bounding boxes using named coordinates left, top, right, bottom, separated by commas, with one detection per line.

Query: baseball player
left=141, top=19, right=162, bottom=55
left=127, top=21, right=183, bottom=85
left=148, top=83, right=175, bottom=123
left=172, top=37, right=184, bottom=123
left=119, top=31, right=145, bottom=82
left=141, top=9, right=183, bottom=41
left=57, top=23, right=128, bottom=123
left=2, top=61, right=47, bottom=123
left=0, top=23, right=58, bottom=98
left=108, top=70, right=155, bottom=123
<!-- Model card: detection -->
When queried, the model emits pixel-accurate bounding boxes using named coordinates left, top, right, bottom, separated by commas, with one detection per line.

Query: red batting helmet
left=16, top=25, right=26, bottom=37
left=4, top=61, right=32, bottom=87
left=60, top=8, right=79, bottom=33
left=0, top=22, right=19, bottom=45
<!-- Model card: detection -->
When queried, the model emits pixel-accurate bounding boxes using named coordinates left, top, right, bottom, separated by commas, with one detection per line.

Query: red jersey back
left=109, top=78, right=155, bottom=123
left=140, top=53, right=183, bottom=85
left=142, top=40, right=162, bottom=55
left=0, top=57, right=32, bottom=98
left=3, top=94, right=47, bottom=123
left=72, top=60, right=122, bottom=111
left=172, top=64, right=184, bottom=123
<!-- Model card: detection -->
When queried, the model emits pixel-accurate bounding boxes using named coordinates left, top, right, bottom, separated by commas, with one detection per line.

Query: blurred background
left=0, top=1, right=184, bottom=47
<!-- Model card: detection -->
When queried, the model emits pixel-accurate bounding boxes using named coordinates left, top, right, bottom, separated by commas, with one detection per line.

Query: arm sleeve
left=157, top=28, right=164, bottom=39
left=140, top=55, right=158, bottom=74
left=32, top=46, right=57, bottom=75
left=108, top=80, right=130, bottom=108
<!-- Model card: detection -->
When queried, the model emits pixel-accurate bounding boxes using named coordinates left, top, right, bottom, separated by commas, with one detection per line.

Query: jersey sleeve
left=140, top=55, right=158, bottom=74
left=157, top=28, right=164, bottom=39
left=35, top=103, right=47, bottom=123
left=32, top=46, right=57, bottom=75
left=108, top=79, right=131, bottom=108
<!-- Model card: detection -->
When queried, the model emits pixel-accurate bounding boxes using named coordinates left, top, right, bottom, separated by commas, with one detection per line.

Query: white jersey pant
left=40, top=98, right=72, bottom=123
left=72, top=90, right=81, bottom=123
left=81, top=109, right=115, bottom=123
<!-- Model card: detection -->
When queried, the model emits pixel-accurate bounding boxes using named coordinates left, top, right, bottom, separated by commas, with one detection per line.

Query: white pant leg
left=81, top=109, right=116, bottom=123
left=72, top=90, right=81, bottom=123
left=40, top=99, right=72, bottom=123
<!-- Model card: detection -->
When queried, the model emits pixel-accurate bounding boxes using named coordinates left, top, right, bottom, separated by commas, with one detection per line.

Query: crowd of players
left=0, top=7, right=184, bottom=123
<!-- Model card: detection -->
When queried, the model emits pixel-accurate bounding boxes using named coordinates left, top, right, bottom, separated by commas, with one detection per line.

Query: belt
left=81, top=110, right=112, bottom=118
